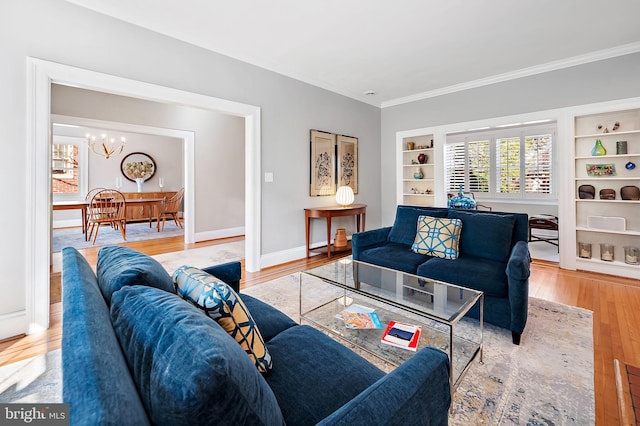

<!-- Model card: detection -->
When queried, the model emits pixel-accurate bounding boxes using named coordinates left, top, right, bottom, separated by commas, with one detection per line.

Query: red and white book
left=380, top=320, right=421, bottom=351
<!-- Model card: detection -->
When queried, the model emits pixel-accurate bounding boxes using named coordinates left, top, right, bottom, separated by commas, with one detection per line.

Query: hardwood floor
left=3, top=237, right=639, bottom=424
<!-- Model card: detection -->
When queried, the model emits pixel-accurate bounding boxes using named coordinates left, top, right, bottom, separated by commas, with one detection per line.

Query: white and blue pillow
left=411, top=215, right=463, bottom=260
left=173, top=266, right=272, bottom=374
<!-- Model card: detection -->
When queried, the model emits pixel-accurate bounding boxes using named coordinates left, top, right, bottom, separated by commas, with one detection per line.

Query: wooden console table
left=305, top=204, right=366, bottom=258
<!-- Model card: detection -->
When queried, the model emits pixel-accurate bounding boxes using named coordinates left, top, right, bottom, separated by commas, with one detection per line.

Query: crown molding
left=381, top=42, right=640, bottom=109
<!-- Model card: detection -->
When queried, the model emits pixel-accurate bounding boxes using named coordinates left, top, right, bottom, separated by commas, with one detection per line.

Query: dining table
left=53, top=197, right=167, bottom=240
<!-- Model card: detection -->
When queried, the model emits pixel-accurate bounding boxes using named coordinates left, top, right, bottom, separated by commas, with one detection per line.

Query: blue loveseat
left=61, top=245, right=452, bottom=425
left=352, top=206, right=531, bottom=345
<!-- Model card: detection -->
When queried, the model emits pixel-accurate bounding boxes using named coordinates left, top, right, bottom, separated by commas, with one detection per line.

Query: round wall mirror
left=120, top=152, right=156, bottom=182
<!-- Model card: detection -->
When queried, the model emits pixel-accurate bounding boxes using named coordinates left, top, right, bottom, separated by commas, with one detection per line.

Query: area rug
left=152, top=241, right=245, bottom=275
left=52, top=221, right=184, bottom=252
left=0, top=350, right=61, bottom=403
left=243, top=274, right=595, bottom=425
left=2, top=265, right=594, bottom=425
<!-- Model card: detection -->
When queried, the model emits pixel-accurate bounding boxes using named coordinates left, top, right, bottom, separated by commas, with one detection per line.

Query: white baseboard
left=194, top=226, right=245, bottom=242
left=259, top=238, right=351, bottom=269
left=0, top=310, right=27, bottom=340
left=260, top=245, right=308, bottom=269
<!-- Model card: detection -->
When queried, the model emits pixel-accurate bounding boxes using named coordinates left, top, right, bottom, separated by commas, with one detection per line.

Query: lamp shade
left=335, top=186, right=354, bottom=207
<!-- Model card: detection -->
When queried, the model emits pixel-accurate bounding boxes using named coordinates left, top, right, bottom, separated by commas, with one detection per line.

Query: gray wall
left=0, top=0, right=381, bottom=325
left=381, top=53, right=640, bottom=224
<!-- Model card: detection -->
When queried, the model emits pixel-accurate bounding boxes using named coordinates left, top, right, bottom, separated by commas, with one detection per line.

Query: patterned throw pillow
left=411, top=215, right=463, bottom=260
left=173, top=266, right=272, bottom=374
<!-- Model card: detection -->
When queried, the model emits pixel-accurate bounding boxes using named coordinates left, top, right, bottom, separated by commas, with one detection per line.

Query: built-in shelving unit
left=399, top=134, right=435, bottom=207
left=572, top=107, right=640, bottom=278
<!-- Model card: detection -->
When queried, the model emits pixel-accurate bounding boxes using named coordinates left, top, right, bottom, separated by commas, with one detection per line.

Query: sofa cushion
left=360, top=242, right=431, bottom=274
left=96, top=245, right=175, bottom=305
left=388, top=206, right=448, bottom=246
left=173, top=266, right=272, bottom=373
left=447, top=210, right=516, bottom=262
left=417, top=255, right=509, bottom=298
left=110, top=285, right=285, bottom=426
left=411, top=215, right=462, bottom=260
left=240, top=294, right=298, bottom=342
left=265, top=325, right=384, bottom=425
left=61, top=247, right=150, bottom=426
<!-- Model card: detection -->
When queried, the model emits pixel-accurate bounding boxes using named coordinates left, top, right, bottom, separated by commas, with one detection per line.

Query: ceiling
left=65, top=0, right=640, bottom=107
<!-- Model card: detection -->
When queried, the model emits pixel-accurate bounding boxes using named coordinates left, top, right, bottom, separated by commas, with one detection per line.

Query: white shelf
left=572, top=106, right=640, bottom=279
left=403, top=193, right=435, bottom=197
left=575, top=129, right=640, bottom=138
left=404, top=178, right=433, bottom=182
left=402, top=148, right=433, bottom=153
left=403, top=163, right=433, bottom=167
left=576, top=227, right=640, bottom=236
left=575, top=257, right=640, bottom=268
left=575, top=154, right=640, bottom=159
left=575, top=199, right=640, bottom=204
left=575, top=177, right=639, bottom=181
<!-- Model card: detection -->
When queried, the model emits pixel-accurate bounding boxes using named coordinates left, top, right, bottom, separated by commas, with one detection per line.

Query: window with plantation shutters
left=524, top=134, right=552, bottom=194
left=496, top=137, right=521, bottom=194
left=445, top=142, right=465, bottom=192
left=445, top=123, right=555, bottom=200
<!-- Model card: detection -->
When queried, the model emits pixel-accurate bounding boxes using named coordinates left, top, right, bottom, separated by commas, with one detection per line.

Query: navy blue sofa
left=352, top=206, right=531, bottom=345
left=61, top=245, right=451, bottom=425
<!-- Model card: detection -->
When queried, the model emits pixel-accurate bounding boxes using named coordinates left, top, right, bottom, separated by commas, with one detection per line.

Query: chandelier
left=85, top=133, right=126, bottom=159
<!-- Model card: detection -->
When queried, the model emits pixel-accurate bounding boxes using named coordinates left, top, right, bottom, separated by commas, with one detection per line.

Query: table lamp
left=335, top=186, right=354, bottom=207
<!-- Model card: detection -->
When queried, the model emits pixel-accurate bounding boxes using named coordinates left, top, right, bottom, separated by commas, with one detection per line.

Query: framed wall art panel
left=337, top=134, right=358, bottom=193
left=310, top=130, right=336, bottom=196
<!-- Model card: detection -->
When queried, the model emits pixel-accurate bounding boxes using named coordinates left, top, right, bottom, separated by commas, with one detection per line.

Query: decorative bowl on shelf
left=620, top=185, right=640, bottom=200
left=599, top=189, right=615, bottom=200
left=578, top=184, right=595, bottom=199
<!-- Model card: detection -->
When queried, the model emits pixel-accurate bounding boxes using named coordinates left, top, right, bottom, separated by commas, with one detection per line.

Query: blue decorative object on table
left=448, top=184, right=477, bottom=209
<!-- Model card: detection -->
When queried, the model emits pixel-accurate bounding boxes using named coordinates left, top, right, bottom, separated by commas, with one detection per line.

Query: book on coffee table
left=338, top=304, right=383, bottom=329
left=381, top=320, right=421, bottom=351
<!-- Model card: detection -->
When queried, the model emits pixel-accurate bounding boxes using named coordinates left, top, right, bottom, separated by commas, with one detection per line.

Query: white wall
left=0, top=0, right=381, bottom=338
left=381, top=53, right=640, bottom=225
left=51, top=85, right=244, bottom=233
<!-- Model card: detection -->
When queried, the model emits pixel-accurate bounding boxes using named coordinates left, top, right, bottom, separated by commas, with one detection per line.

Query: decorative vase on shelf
left=135, top=178, right=145, bottom=192
left=418, top=153, right=427, bottom=164
left=591, top=139, right=606, bottom=156
left=413, top=168, right=424, bottom=179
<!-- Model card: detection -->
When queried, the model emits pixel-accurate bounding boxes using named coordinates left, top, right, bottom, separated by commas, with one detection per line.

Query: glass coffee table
left=299, top=258, right=483, bottom=401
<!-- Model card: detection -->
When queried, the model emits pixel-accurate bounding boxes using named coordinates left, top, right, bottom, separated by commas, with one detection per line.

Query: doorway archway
left=27, top=58, right=261, bottom=333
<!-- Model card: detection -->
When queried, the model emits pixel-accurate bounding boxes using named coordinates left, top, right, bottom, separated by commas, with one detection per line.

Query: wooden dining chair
left=159, top=188, right=185, bottom=231
left=83, top=188, right=106, bottom=240
left=86, top=189, right=127, bottom=244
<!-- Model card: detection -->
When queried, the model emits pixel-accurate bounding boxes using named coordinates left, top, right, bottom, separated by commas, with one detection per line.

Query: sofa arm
left=317, top=347, right=451, bottom=426
left=201, top=261, right=242, bottom=293
left=351, top=227, right=391, bottom=260
left=506, top=241, right=531, bottom=343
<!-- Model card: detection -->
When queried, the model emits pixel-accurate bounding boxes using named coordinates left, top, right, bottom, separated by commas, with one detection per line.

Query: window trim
left=445, top=123, right=557, bottom=201
left=52, top=135, right=88, bottom=201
